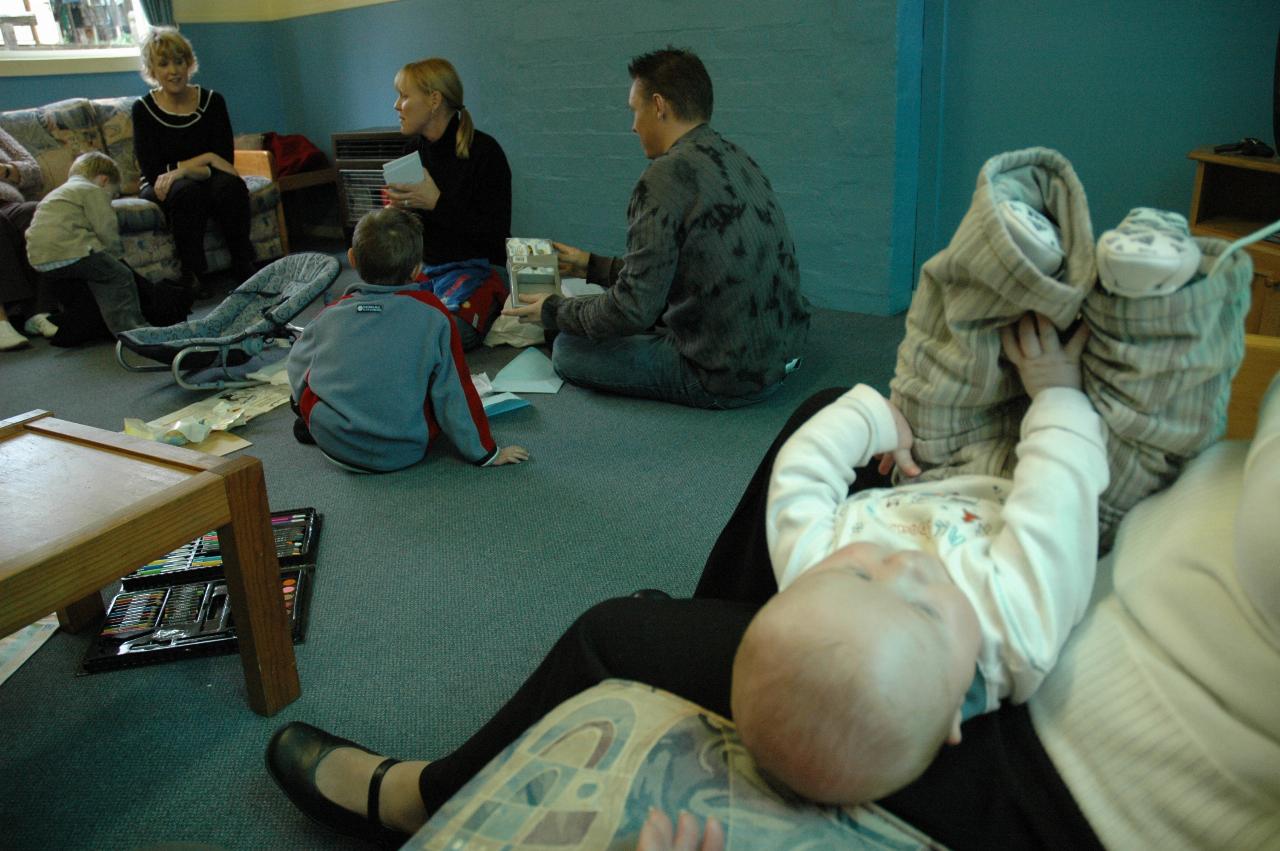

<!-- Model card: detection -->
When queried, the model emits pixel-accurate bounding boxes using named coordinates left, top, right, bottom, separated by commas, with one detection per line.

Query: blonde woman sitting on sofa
left=132, top=27, right=256, bottom=300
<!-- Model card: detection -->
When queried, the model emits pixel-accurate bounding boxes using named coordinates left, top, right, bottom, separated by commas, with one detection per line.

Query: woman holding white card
left=386, top=58, right=511, bottom=267
left=385, top=57, right=512, bottom=348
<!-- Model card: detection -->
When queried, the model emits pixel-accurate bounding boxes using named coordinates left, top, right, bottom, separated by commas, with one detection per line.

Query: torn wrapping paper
left=0, top=614, right=58, bottom=686
left=124, top=364, right=292, bottom=453
left=124, top=417, right=212, bottom=445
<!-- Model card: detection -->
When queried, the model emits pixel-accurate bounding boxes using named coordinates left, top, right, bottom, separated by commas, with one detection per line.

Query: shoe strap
left=366, top=756, right=401, bottom=828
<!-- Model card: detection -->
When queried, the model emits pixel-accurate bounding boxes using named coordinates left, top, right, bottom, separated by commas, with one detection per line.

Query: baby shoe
left=1096, top=207, right=1201, bottom=297
left=997, top=199, right=1066, bottom=278
left=23, top=312, right=59, bottom=338
left=0, top=319, right=30, bottom=351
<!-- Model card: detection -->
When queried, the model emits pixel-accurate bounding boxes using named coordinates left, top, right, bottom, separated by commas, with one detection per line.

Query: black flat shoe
left=265, top=721, right=409, bottom=847
left=629, top=588, right=671, bottom=600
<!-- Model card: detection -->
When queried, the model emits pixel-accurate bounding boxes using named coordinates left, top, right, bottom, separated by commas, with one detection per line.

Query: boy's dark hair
left=628, top=47, right=713, bottom=123
left=351, top=207, right=423, bottom=285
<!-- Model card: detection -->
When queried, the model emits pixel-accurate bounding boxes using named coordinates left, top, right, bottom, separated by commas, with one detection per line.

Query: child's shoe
left=0, top=319, right=30, bottom=351
left=292, top=417, right=316, bottom=445
left=1096, top=207, right=1201, bottom=297
left=23, top=312, right=59, bottom=338
left=997, top=199, right=1066, bottom=278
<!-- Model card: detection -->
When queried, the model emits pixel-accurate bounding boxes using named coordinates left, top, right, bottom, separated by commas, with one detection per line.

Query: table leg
left=214, top=456, right=300, bottom=716
left=56, top=592, right=105, bottom=633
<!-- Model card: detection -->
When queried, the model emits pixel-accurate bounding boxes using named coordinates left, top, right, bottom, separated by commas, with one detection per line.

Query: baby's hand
left=491, top=445, right=530, bottom=466
left=876, top=398, right=920, bottom=478
left=637, top=809, right=724, bottom=851
left=1000, top=312, right=1089, bottom=399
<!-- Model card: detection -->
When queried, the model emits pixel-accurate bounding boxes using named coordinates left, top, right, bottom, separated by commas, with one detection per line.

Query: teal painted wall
left=0, top=70, right=144, bottom=108
left=7, top=3, right=1274, bottom=312
left=1, top=2, right=917, bottom=313
left=916, top=2, right=1280, bottom=264
left=0, top=24, right=282, bottom=137
left=188, top=0, right=916, bottom=313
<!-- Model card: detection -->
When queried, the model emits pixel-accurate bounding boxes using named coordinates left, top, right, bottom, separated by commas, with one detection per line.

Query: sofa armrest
left=407, top=679, right=940, bottom=849
left=234, top=149, right=276, bottom=180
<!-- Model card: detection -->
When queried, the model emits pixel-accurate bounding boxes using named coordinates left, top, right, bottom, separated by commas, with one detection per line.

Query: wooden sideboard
left=1187, top=146, right=1280, bottom=337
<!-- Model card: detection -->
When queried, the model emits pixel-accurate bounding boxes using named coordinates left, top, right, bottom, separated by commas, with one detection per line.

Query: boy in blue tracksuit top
left=287, top=208, right=528, bottom=472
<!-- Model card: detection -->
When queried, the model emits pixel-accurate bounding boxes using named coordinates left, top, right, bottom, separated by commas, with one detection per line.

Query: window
left=0, top=0, right=150, bottom=50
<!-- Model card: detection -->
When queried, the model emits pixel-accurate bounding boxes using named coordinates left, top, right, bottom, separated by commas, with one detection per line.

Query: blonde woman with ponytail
left=386, top=57, right=512, bottom=348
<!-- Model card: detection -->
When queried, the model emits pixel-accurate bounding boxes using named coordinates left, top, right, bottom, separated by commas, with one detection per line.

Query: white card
left=382, top=152, right=423, bottom=186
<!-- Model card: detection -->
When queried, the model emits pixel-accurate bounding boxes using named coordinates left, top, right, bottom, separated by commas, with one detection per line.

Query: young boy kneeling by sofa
left=24, top=151, right=148, bottom=346
left=287, top=207, right=528, bottom=473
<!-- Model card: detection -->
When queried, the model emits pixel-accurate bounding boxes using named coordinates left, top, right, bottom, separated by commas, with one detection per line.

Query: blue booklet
left=482, top=392, right=530, bottom=417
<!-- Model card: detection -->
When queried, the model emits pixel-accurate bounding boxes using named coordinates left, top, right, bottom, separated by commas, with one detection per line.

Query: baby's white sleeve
left=982, top=387, right=1109, bottom=701
left=766, top=385, right=899, bottom=590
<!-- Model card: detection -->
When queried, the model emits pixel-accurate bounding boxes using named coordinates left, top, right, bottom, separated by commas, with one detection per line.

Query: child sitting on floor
left=732, top=311, right=1106, bottom=805
left=287, top=207, right=528, bottom=473
left=24, top=151, right=148, bottom=346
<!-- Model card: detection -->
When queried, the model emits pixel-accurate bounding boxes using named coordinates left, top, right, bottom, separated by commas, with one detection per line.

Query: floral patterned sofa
left=0, top=96, right=283, bottom=282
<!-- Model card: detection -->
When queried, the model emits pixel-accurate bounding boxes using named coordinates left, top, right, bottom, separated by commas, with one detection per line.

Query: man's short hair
left=69, top=151, right=121, bottom=185
left=628, top=47, right=713, bottom=123
left=351, top=207, right=423, bottom=285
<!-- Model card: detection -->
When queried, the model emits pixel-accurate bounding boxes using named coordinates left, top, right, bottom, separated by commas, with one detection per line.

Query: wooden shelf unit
left=1187, top=146, right=1280, bottom=336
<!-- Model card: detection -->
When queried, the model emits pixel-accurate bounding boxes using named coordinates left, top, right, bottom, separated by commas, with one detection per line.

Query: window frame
left=0, top=46, right=141, bottom=76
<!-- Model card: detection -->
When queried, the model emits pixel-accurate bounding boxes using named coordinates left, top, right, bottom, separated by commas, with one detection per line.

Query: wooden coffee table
left=0, top=410, right=300, bottom=715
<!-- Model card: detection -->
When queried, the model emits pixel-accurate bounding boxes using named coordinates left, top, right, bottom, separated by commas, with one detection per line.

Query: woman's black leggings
left=143, top=169, right=254, bottom=280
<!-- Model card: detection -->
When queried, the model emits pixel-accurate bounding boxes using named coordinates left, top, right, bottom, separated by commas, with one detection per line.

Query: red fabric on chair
left=264, top=133, right=328, bottom=176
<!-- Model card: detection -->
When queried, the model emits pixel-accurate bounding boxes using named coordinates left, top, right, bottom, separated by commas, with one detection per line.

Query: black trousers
left=143, top=170, right=255, bottom=281
left=0, top=200, right=38, bottom=309
left=417, top=389, right=1102, bottom=850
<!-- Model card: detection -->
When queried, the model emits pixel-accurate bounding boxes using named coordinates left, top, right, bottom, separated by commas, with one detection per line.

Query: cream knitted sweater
left=1030, top=375, right=1280, bottom=849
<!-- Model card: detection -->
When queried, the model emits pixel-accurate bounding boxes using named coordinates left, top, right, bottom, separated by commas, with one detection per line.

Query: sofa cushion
left=408, top=679, right=939, bottom=850
left=90, top=97, right=142, bottom=196
left=113, top=196, right=165, bottom=232
left=0, top=98, right=106, bottom=200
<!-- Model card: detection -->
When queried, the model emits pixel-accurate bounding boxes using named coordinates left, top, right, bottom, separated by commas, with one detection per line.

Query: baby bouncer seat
left=116, top=252, right=340, bottom=390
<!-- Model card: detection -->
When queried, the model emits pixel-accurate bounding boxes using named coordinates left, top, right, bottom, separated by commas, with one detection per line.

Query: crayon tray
left=120, top=507, right=321, bottom=590
left=80, top=566, right=313, bottom=674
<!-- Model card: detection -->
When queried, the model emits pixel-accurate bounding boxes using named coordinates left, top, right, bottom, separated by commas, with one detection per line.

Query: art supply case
left=120, top=507, right=321, bottom=590
left=80, top=508, right=322, bottom=674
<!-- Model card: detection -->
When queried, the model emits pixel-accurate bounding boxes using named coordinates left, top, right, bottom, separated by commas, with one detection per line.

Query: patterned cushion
left=0, top=98, right=105, bottom=200
left=90, top=96, right=142, bottom=196
left=113, top=196, right=165, bottom=232
left=407, top=679, right=939, bottom=850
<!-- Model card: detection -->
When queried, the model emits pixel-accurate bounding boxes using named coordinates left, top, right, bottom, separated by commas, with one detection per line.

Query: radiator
left=331, top=128, right=407, bottom=236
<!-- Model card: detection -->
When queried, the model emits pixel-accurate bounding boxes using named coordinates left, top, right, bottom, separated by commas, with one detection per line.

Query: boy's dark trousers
left=40, top=252, right=146, bottom=345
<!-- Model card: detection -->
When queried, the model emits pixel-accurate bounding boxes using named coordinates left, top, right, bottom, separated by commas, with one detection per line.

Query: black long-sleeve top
left=131, top=87, right=235, bottom=191
left=406, top=114, right=511, bottom=267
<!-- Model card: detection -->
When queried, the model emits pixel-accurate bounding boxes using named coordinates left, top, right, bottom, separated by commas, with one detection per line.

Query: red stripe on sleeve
left=401, top=290, right=495, bottom=454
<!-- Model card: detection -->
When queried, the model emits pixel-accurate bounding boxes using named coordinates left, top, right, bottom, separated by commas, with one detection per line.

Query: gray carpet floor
left=0, top=246, right=905, bottom=850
